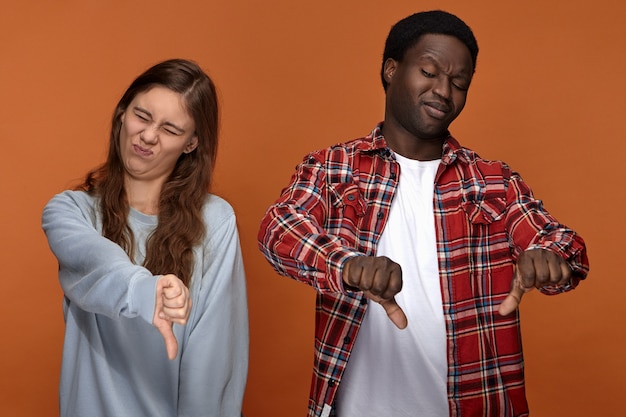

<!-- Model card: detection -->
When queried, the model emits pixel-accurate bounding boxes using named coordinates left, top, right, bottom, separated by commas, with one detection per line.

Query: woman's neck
left=124, top=177, right=164, bottom=215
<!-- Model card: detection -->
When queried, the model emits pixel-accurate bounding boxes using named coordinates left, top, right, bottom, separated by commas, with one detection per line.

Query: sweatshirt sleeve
left=178, top=199, right=249, bottom=417
left=42, top=191, right=157, bottom=324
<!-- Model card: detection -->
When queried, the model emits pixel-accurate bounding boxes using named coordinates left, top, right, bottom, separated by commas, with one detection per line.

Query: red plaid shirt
left=258, top=124, right=588, bottom=417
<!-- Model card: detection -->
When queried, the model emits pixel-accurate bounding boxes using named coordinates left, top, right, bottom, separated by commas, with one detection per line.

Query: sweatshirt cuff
left=129, top=272, right=158, bottom=324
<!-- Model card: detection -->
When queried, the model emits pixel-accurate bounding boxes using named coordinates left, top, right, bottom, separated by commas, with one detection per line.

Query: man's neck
left=381, top=122, right=446, bottom=161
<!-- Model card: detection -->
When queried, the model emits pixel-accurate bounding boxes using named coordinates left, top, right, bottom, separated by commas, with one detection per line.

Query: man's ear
left=184, top=135, right=198, bottom=154
left=383, top=58, right=398, bottom=84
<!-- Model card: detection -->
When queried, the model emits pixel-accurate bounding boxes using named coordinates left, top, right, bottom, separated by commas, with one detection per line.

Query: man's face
left=383, top=34, right=474, bottom=141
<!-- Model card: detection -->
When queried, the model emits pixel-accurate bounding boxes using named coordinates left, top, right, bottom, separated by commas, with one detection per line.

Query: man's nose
left=432, top=77, right=452, bottom=100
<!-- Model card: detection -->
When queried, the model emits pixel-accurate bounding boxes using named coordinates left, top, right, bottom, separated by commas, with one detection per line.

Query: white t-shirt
left=335, top=154, right=448, bottom=416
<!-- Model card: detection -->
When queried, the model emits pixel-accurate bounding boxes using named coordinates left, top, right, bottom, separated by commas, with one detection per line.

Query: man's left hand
left=498, top=248, right=572, bottom=316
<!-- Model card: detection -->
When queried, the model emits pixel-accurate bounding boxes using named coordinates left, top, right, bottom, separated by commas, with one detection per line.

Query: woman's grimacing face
left=119, top=86, right=197, bottom=185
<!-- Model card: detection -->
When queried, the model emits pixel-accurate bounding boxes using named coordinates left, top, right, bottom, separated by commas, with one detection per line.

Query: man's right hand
left=342, top=256, right=407, bottom=329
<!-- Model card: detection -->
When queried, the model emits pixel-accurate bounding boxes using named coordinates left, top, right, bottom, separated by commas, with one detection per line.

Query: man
left=258, top=10, right=588, bottom=417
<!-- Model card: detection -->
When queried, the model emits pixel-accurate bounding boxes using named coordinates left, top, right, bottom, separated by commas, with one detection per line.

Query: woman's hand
left=153, top=274, right=192, bottom=360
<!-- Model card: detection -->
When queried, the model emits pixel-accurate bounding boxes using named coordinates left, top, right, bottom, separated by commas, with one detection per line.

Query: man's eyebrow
left=421, top=55, right=471, bottom=78
left=133, top=105, right=185, bottom=133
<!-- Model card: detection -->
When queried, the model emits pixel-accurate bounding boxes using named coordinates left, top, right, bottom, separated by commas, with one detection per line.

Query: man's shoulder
left=307, top=133, right=380, bottom=163
left=449, top=140, right=509, bottom=169
left=454, top=148, right=514, bottom=182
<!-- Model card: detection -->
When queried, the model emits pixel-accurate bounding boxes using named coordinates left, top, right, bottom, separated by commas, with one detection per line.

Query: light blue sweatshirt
left=42, top=190, right=248, bottom=417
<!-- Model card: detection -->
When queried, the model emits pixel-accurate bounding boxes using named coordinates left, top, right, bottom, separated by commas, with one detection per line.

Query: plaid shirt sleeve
left=505, top=168, right=589, bottom=291
left=258, top=150, right=363, bottom=294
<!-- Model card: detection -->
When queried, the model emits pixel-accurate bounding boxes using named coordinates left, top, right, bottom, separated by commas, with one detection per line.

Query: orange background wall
left=1, top=1, right=623, bottom=416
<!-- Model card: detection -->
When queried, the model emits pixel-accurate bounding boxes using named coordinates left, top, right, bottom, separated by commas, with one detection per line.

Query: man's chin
left=415, top=128, right=450, bottom=141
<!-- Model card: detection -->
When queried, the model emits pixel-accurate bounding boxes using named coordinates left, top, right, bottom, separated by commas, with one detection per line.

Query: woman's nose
left=140, top=124, right=159, bottom=143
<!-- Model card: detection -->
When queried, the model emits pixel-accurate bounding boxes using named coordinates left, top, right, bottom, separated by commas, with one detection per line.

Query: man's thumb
left=499, top=269, right=525, bottom=316
left=380, top=298, right=408, bottom=329
left=498, top=291, right=523, bottom=316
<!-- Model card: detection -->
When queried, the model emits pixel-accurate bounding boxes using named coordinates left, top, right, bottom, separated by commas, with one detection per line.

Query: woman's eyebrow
left=133, top=106, right=152, bottom=117
left=163, top=121, right=185, bottom=134
left=133, top=106, right=186, bottom=133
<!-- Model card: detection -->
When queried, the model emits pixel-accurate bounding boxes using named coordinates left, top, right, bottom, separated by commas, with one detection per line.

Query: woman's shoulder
left=42, top=190, right=100, bottom=229
left=201, top=194, right=236, bottom=226
left=46, top=190, right=97, bottom=211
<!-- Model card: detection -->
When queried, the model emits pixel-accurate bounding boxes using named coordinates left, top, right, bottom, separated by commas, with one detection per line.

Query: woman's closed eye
left=134, top=111, right=151, bottom=122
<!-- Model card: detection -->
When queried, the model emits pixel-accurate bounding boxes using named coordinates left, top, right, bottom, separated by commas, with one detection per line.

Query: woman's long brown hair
left=79, top=59, right=219, bottom=286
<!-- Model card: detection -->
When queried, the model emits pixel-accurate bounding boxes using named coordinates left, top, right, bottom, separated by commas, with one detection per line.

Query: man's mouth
left=423, top=102, right=450, bottom=120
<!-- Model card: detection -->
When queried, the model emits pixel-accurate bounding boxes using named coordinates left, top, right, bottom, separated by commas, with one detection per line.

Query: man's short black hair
left=381, top=10, right=479, bottom=90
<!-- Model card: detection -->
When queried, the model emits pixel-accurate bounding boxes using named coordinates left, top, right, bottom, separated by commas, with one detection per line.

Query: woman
left=42, top=59, right=248, bottom=417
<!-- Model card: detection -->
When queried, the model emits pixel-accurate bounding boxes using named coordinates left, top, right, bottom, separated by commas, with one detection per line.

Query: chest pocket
left=463, top=197, right=507, bottom=224
left=328, top=182, right=367, bottom=219
left=460, top=176, right=507, bottom=225
left=326, top=182, right=368, bottom=248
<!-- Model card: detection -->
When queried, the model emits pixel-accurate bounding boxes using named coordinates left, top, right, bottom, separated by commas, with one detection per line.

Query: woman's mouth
left=133, top=144, right=153, bottom=157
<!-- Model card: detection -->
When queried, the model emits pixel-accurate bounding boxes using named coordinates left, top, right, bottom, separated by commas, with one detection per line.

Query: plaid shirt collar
left=362, top=122, right=469, bottom=166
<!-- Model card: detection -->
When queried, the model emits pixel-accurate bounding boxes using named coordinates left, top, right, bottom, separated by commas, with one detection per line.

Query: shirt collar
left=363, top=122, right=468, bottom=165
left=355, top=123, right=388, bottom=153
left=441, top=135, right=468, bottom=165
